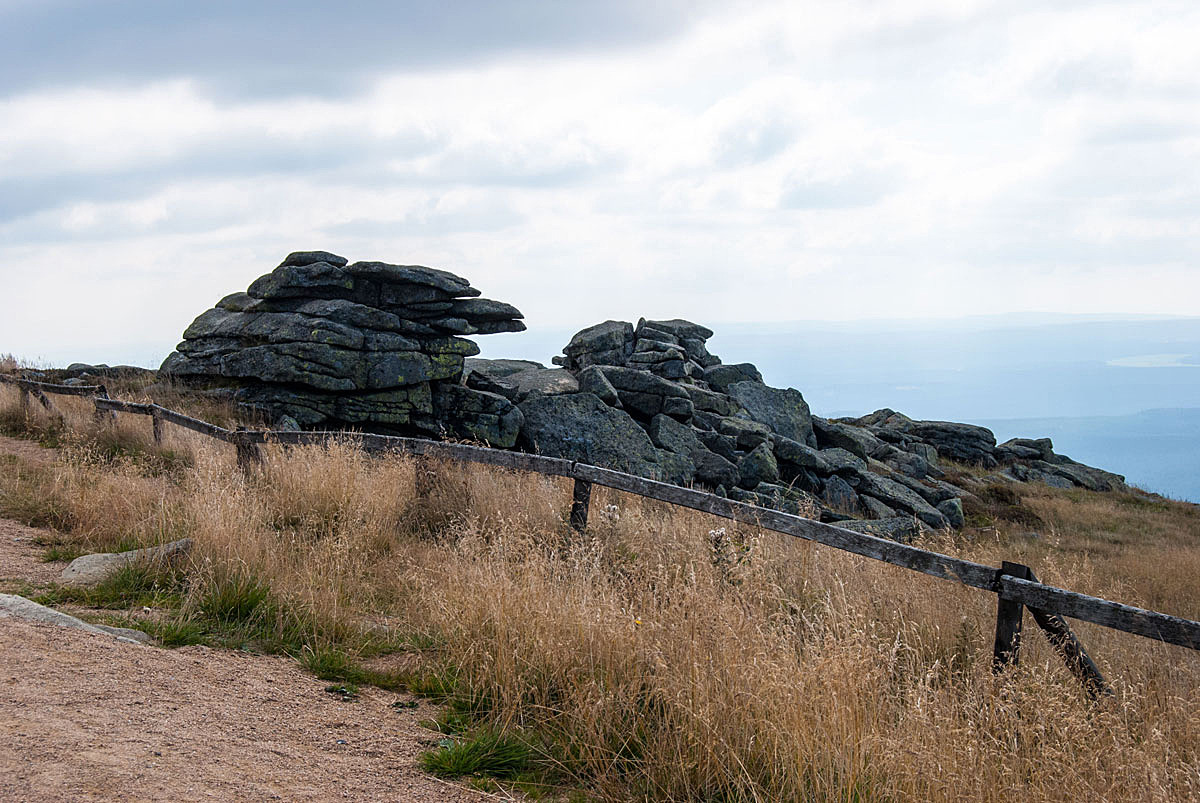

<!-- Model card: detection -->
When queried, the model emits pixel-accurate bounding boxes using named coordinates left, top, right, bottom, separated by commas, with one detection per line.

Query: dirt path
left=0, top=433, right=500, bottom=803
left=0, top=617, right=495, bottom=802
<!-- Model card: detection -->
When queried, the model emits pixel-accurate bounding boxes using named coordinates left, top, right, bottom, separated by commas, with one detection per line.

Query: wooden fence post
left=18, top=385, right=31, bottom=415
left=150, top=408, right=163, bottom=445
left=569, top=478, right=592, bottom=532
left=993, top=561, right=1031, bottom=670
left=92, top=385, right=115, bottom=426
left=233, top=429, right=263, bottom=473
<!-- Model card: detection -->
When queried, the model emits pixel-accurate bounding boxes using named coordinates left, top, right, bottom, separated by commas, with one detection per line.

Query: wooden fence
left=4, top=373, right=1199, bottom=699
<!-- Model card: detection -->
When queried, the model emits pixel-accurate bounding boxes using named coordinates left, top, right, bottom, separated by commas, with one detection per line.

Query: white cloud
left=1, top=0, right=1198, bottom=366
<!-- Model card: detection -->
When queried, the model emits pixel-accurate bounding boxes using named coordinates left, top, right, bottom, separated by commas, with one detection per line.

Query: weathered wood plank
left=1021, top=566, right=1112, bottom=698
left=1000, top=575, right=1200, bottom=651
left=154, top=407, right=232, bottom=442
left=94, top=398, right=155, bottom=414
left=572, top=464, right=1000, bottom=592
left=0, top=376, right=106, bottom=397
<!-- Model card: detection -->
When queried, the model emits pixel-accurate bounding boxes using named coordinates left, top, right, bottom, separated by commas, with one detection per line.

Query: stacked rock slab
left=471, top=317, right=1130, bottom=540
left=160, top=251, right=526, bottom=446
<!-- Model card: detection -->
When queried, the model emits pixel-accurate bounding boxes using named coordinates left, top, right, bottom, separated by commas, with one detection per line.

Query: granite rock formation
left=160, top=253, right=1131, bottom=542
left=160, top=251, right=526, bottom=446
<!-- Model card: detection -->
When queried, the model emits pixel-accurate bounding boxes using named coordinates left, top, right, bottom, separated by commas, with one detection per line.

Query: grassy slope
left=1, top=380, right=1198, bottom=802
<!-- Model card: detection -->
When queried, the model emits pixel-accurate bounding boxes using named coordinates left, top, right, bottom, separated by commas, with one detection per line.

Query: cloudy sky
left=2, top=0, right=1198, bottom=366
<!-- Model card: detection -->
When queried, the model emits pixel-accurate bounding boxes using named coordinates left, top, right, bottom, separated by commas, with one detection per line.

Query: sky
left=1, top=0, right=1199, bottom=367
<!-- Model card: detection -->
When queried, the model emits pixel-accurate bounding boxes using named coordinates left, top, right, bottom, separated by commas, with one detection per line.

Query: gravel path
left=0, top=433, right=501, bottom=802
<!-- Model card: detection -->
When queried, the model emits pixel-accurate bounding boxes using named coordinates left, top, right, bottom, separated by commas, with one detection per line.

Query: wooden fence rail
left=4, top=373, right=1199, bottom=697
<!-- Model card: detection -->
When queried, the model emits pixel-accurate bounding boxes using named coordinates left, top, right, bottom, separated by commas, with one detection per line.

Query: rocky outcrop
left=160, top=251, right=526, bottom=446
left=160, top=255, right=1131, bottom=542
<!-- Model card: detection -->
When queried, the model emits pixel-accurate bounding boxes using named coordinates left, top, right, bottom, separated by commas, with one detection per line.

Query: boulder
left=703, top=363, right=763, bottom=393
left=61, top=539, right=193, bottom=587
left=857, top=472, right=950, bottom=529
left=561, top=320, right=634, bottom=369
left=937, top=498, right=966, bottom=529
left=433, top=385, right=523, bottom=448
left=518, top=393, right=661, bottom=477
left=160, top=251, right=524, bottom=433
left=903, top=420, right=998, bottom=467
left=773, top=436, right=832, bottom=474
left=812, top=418, right=883, bottom=461
left=648, top=414, right=740, bottom=489
left=576, top=366, right=621, bottom=408
left=725, top=381, right=816, bottom=447
left=820, top=475, right=859, bottom=512
left=859, top=495, right=897, bottom=519
left=737, top=443, right=780, bottom=489
left=506, top=368, right=579, bottom=402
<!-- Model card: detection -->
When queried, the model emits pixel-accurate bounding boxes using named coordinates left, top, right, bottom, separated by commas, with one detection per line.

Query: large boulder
left=518, top=393, right=661, bottom=477
left=161, top=251, right=525, bottom=433
left=433, top=385, right=524, bottom=448
left=725, top=381, right=816, bottom=447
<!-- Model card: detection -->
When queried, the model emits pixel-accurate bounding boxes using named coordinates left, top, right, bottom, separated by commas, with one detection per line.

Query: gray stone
left=857, top=472, right=949, bottom=529
left=904, top=420, right=998, bottom=467
left=820, top=475, right=859, bottom=512
left=518, top=393, right=661, bottom=477
left=597, top=366, right=689, bottom=398
left=344, top=262, right=478, bottom=297
left=697, top=430, right=739, bottom=462
left=684, top=385, right=741, bottom=416
left=433, top=385, right=523, bottom=448
left=703, top=363, right=763, bottom=393
left=507, top=368, right=579, bottom=401
left=726, top=381, right=816, bottom=447
left=0, top=594, right=150, bottom=644
left=638, top=318, right=714, bottom=341
left=465, top=358, right=546, bottom=378
left=737, top=443, right=779, bottom=489
left=563, top=320, right=634, bottom=366
left=61, top=539, right=193, bottom=587
left=647, top=414, right=739, bottom=489
left=859, top=495, right=898, bottom=519
left=718, top=416, right=771, bottom=449
left=247, top=262, right=356, bottom=300
left=281, top=250, right=349, bottom=268
left=653, top=449, right=696, bottom=486
left=816, top=448, right=866, bottom=476
left=773, top=436, right=832, bottom=474
left=448, top=298, right=523, bottom=321
left=937, top=497, right=965, bottom=529
left=812, top=418, right=883, bottom=461
left=576, top=366, right=621, bottom=407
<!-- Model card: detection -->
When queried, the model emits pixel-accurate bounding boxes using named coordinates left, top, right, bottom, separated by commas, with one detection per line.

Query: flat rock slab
left=61, top=539, right=193, bottom=587
left=0, top=594, right=148, bottom=644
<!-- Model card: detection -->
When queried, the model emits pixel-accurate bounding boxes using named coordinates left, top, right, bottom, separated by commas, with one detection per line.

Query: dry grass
left=1, top=383, right=1198, bottom=801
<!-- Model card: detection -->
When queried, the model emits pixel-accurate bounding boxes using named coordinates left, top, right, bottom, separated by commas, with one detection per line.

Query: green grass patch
left=196, top=572, right=271, bottom=623
left=34, top=564, right=182, bottom=610
left=419, top=727, right=533, bottom=780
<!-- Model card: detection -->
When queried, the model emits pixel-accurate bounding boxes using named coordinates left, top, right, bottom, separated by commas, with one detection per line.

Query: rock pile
left=160, top=255, right=1131, bottom=542
left=161, top=251, right=526, bottom=445
left=469, top=317, right=1129, bottom=541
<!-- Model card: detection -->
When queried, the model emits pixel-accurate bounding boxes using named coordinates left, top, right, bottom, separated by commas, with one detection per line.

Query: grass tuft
left=419, top=728, right=533, bottom=779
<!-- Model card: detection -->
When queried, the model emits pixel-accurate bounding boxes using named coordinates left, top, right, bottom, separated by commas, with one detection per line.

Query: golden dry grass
left=1, top=383, right=1198, bottom=801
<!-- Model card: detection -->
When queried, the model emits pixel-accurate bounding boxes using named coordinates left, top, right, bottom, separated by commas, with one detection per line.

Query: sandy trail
left=0, top=432, right=499, bottom=803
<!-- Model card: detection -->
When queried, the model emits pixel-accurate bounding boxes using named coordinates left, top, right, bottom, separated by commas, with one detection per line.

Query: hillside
left=0, top=373, right=1198, bottom=801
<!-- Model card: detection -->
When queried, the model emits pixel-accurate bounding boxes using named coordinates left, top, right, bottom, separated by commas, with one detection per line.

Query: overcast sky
left=2, top=0, right=1198, bottom=366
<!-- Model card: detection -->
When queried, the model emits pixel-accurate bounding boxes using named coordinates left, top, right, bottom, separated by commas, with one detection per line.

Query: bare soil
left=0, top=433, right=498, bottom=803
